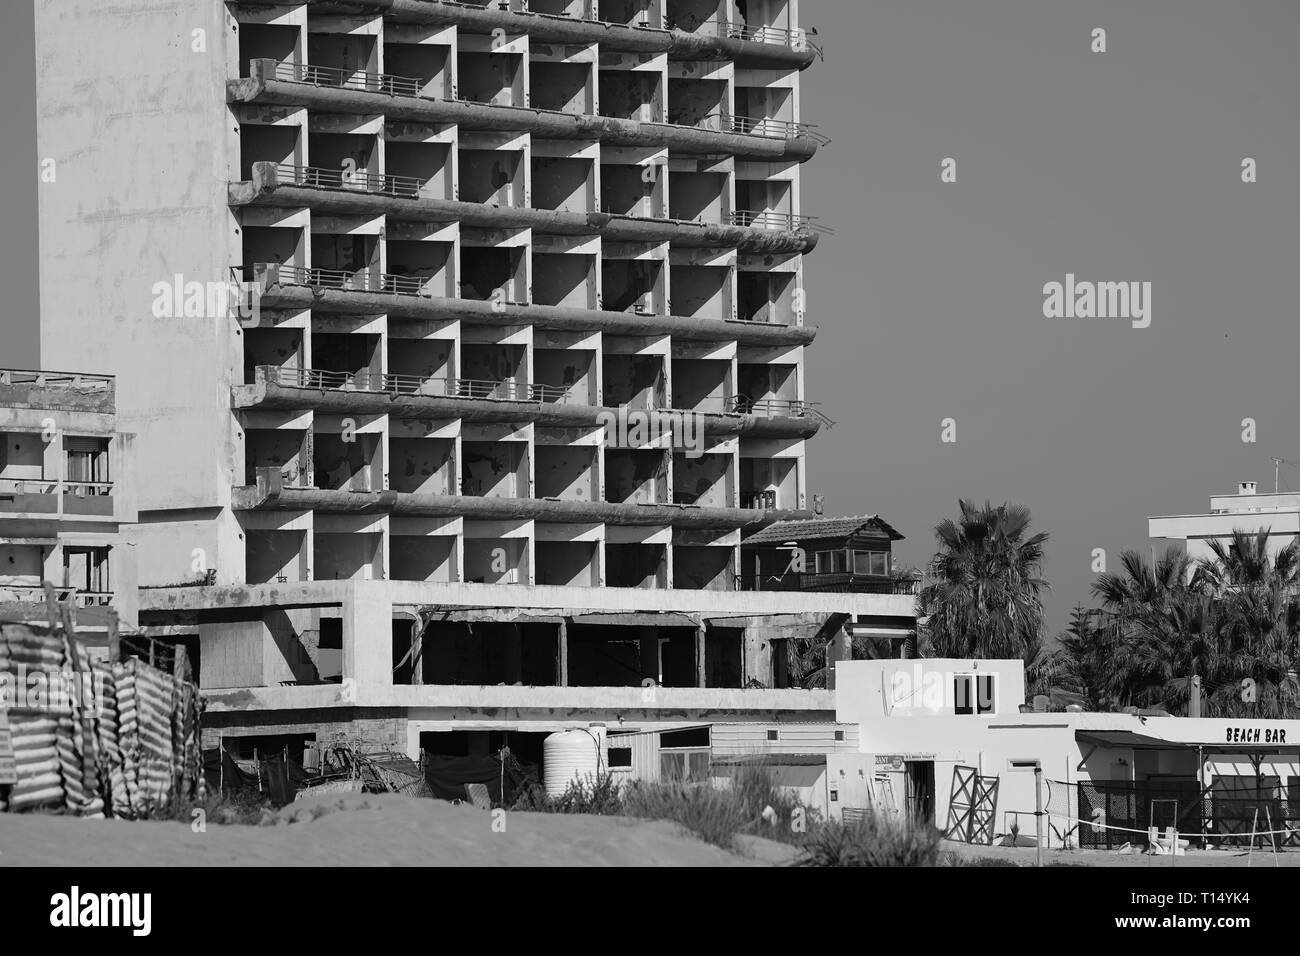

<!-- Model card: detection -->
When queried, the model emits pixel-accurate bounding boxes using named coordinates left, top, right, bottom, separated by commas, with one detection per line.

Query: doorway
left=906, top=760, right=936, bottom=824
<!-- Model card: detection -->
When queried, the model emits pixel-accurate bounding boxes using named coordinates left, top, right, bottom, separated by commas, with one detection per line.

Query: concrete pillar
left=826, top=628, right=851, bottom=690
left=695, top=625, right=707, bottom=688
left=410, top=618, right=423, bottom=686
left=557, top=618, right=569, bottom=686
left=342, top=583, right=393, bottom=687
left=743, top=627, right=773, bottom=688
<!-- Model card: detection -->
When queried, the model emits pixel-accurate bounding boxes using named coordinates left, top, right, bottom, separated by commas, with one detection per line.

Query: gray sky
left=3, top=1, right=1298, bottom=633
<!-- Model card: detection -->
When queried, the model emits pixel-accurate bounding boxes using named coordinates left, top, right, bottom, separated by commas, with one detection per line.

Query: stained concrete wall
left=36, top=0, right=246, bottom=587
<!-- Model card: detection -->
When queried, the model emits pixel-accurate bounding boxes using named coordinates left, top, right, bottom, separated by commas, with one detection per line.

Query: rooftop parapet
left=0, top=369, right=115, bottom=415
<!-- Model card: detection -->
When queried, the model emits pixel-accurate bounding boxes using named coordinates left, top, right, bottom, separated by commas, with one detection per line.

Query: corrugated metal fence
left=0, top=619, right=203, bottom=817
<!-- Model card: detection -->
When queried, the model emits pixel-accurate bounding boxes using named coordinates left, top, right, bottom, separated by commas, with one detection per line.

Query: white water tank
left=543, top=728, right=601, bottom=797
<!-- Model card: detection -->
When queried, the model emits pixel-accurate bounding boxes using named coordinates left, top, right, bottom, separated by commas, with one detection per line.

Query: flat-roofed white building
left=1149, top=481, right=1300, bottom=564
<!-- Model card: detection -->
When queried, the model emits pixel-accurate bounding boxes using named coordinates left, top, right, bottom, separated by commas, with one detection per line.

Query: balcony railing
left=258, top=61, right=826, bottom=149
left=265, top=366, right=571, bottom=404
left=265, top=263, right=433, bottom=297
left=0, top=478, right=58, bottom=495
left=273, top=60, right=424, bottom=98
left=259, top=166, right=824, bottom=238
left=737, top=573, right=920, bottom=595
left=274, top=163, right=425, bottom=200
left=702, top=113, right=830, bottom=145
left=64, top=481, right=113, bottom=497
left=730, top=210, right=833, bottom=235
left=0, top=584, right=114, bottom=607
left=713, top=20, right=823, bottom=57
left=725, top=397, right=835, bottom=428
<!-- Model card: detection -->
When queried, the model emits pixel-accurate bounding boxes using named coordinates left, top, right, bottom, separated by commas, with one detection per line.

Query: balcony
left=0, top=478, right=58, bottom=515
left=737, top=572, right=921, bottom=595
left=724, top=396, right=835, bottom=429
left=243, top=262, right=817, bottom=348
left=236, top=466, right=815, bottom=530
left=235, top=365, right=826, bottom=439
left=0, top=477, right=114, bottom=518
left=0, top=584, right=114, bottom=607
left=229, top=59, right=824, bottom=162
left=233, top=162, right=820, bottom=254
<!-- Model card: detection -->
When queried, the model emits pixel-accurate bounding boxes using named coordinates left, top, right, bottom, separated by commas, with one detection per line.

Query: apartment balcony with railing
left=0, top=434, right=115, bottom=520
left=244, top=261, right=815, bottom=347
left=230, top=59, right=823, bottom=163
left=231, top=162, right=821, bottom=254
left=233, top=365, right=829, bottom=439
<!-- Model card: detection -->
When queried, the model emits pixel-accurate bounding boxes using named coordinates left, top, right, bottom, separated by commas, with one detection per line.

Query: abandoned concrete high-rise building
left=36, top=0, right=917, bottom=774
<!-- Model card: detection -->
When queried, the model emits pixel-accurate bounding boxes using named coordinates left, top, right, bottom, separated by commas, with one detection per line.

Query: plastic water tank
left=543, top=729, right=600, bottom=797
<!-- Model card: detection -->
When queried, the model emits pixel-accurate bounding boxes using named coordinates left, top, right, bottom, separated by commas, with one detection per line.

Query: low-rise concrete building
left=0, top=369, right=137, bottom=646
left=835, top=658, right=1300, bottom=847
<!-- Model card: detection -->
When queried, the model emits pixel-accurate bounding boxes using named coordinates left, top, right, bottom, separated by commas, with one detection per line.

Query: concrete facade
left=36, top=1, right=913, bottom=767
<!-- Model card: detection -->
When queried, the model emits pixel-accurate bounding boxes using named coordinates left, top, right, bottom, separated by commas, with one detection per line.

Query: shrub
left=621, top=780, right=752, bottom=850
left=510, top=773, right=624, bottom=815
left=796, top=814, right=943, bottom=867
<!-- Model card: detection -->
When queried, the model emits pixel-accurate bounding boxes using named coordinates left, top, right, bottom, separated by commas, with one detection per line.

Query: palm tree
left=1196, top=530, right=1300, bottom=717
left=1092, top=538, right=1300, bottom=717
left=1092, top=547, right=1208, bottom=713
left=918, top=499, right=1050, bottom=659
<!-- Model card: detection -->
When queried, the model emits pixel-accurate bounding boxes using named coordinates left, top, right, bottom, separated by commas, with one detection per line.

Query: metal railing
left=713, top=20, right=823, bottom=57
left=266, top=263, right=432, bottom=297
left=702, top=113, right=830, bottom=145
left=265, top=366, right=570, bottom=404
left=64, top=480, right=114, bottom=497
left=725, top=396, right=835, bottom=427
left=273, top=60, right=425, bottom=98
left=736, top=573, right=920, bottom=595
left=275, top=163, right=425, bottom=200
left=729, top=209, right=833, bottom=235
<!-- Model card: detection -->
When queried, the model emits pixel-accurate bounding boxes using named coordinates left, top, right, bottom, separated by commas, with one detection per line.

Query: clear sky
left=3, top=1, right=1298, bottom=634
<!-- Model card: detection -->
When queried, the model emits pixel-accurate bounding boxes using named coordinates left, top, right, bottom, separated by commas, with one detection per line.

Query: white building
left=834, top=658, right=1300, bottom=847
left=1149, top=481, right=1300, bottom=565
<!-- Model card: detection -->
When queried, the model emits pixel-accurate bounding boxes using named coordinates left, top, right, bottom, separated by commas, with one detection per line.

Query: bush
left=796, top=814, right=943, bottom=867
left=510, top=773, right=624, bottom=815
left=621, top=780, right=753, bottom=850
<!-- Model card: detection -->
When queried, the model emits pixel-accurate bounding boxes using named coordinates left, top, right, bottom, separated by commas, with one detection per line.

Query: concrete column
left=342, top=582, right=393, bottom=687
left=410, top=618, right=423, bottom=686
left=826, top=628, right=851, bottom=690
left=743, top=627, right=774, bottom=688
left=557, top=618, right=568, bottom=686
left=695, top=625, right=707, bottom=688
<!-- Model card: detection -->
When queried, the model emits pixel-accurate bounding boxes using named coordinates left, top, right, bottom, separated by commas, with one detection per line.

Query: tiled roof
left=742, top=514, right=904, bottom=546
